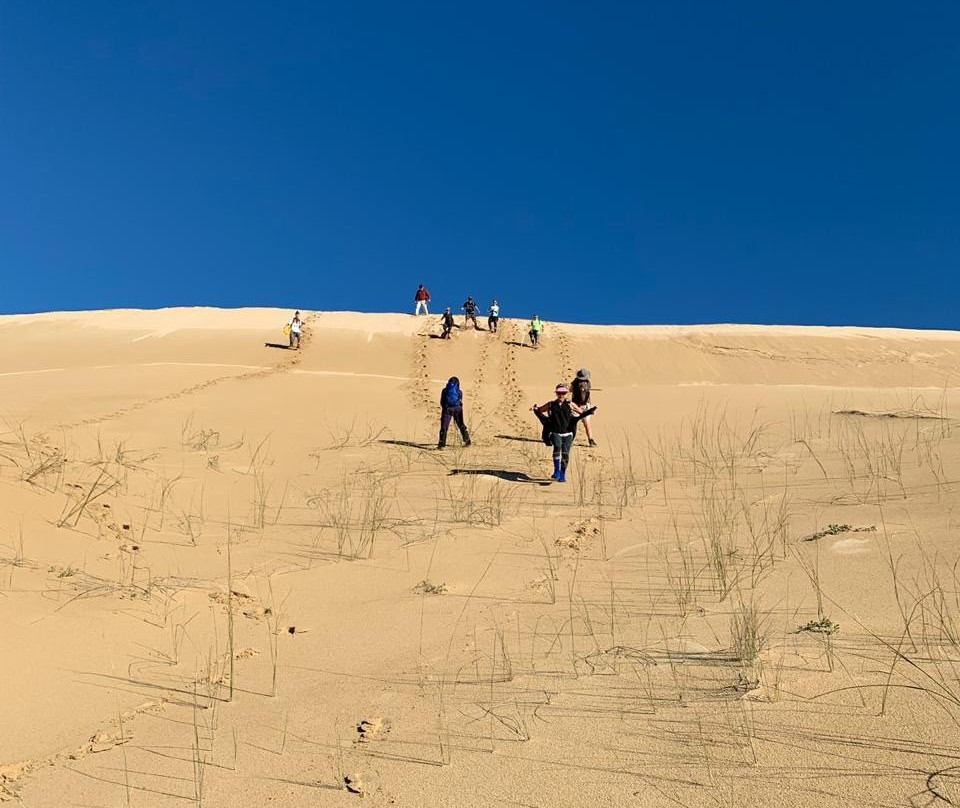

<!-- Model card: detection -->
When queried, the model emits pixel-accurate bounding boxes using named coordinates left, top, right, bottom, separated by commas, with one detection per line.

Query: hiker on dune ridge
left=288, top=311, right=303, bottom=349
left=462, top=297, right=480, bottom=330
left=414, top=285, right=431, bottom=316
left=488, top=299, right=500, bottom=333
left=440, top=307, right=455, bottom=339
left=528, top=315, right=543, bottom=348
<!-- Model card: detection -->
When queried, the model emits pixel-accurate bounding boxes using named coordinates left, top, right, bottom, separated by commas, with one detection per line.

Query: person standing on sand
left=441, top=307, right=455, bottom=339
left=528, top=315, right=543, bottom=348
left=571, top=368, right=597, bottom=447
left=462, top=297, right=480, bottom=330
left=487, top=299, right=500, bottom=333
left=438, top=377, right=472, bottom=449
left=289, top=311, right=303, bottom=350
left=531, top=383, right=596, bottom=482
left=414, top=285, right=431, bottom=316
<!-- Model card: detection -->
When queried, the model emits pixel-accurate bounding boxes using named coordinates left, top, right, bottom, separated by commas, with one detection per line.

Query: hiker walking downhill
left=487, top=300, right=500, bottom=333
left=288, top=311, right=303, bottom=349
left=462, top=297, right=480, bottom=330
left=438, top=377, right=472, bottom=449
left=414, top=285, right=431, bottom=316
left=571, top=368, right=597, bottom=447
left=440, top=307, right=455, bottom=339
left=528, top=315, right=543, bottom=348
left=531, top=383, right=596, bottom=482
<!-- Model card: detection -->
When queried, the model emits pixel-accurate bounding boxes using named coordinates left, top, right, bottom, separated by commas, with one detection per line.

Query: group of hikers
left=416, top=285, right=544, bottom=348
left=285, top=301, right=597, bottom=483
left=416, top=285, right=594, bottom=480
left=438, top=369, right=597, bottom=483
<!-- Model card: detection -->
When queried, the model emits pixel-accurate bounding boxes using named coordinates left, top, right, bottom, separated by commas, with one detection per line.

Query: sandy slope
left=3, top=308, right=960, bottom=806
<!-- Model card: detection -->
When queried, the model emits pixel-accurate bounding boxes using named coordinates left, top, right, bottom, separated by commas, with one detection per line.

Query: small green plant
left=802, top=524, right=876, bottom=542
left=732, top=599, right=766, bottom=662
left=796, top=616, right=839, bottom=635
left=413, top=579, right=447, bottom=595
left=181, top=414, right=221, bottom=452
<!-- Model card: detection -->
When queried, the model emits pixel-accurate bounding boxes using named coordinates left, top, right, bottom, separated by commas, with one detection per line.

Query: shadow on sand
left=450, top=468, right=551, bottom=485
left=379, top=439, right=436, bottom=450
left=264, top=342, right=292, bottom=350
left=494, top=434, right=541, bottom=444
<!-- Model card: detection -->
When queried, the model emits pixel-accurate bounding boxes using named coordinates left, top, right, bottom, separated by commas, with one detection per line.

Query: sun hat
left=555, top=384, right=569, bottom=394
left=575, top=369, right=590, bottom=381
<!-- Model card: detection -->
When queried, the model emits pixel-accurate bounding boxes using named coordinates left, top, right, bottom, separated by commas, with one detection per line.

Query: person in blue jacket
left=438, top=377, right=472, bottom=449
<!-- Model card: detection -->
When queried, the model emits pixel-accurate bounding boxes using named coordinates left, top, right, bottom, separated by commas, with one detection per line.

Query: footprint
left=344, top=769, right=381, bottom=796
left=356, top=716, right=393, bottom=743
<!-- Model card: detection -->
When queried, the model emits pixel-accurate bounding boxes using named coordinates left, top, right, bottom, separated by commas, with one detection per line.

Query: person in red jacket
left=414, top=285, right=431, bottom=316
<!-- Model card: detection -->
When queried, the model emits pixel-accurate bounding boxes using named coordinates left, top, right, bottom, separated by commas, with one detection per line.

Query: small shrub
left=796, top=616, right=840, bottom=635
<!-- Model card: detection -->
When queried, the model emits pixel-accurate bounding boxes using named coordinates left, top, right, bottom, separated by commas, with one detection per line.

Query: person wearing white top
left=487, top=300, right=500, bottom=333
left=289, top=311, right=303, bottom=349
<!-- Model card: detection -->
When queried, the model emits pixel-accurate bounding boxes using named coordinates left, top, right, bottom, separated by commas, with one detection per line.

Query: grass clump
left=413, top=579, right=447, bottom=595
left=731, top=599, right=766, bottom=662
left=796, top=616, right=840, bottom=635
left=802, top=524, right=876, bottom=542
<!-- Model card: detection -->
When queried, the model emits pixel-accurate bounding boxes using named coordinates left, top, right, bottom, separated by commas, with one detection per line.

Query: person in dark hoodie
left=438, top=377, right=472, bottom=449
left=531, top=383, right=596, bottom=482
left=440, top=307, right=456, bottom=339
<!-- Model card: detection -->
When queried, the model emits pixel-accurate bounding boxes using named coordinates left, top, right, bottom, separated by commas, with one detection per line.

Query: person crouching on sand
left=438, top=377, right=471, bottom=449
left=289, top=311, right=303, bottom=349
left=531, top=383, right=596, bottom=482
left=441, top=308, right=455, bottom=339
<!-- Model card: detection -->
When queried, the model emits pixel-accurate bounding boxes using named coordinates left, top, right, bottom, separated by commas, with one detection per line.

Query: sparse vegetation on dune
left=5, top=314, right=960, bottom=807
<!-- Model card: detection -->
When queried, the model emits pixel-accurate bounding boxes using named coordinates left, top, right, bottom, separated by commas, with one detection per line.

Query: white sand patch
left=0, top=368, right=64, bottom=378
left=0, top=362, right=269, bottom=378
left=291, top=369, right=447, bottom=382
left=830, top=537, right=874, bottom=555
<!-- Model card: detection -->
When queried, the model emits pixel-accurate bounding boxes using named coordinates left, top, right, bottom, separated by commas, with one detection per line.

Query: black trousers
left=439, top=405, right=470, bottom=447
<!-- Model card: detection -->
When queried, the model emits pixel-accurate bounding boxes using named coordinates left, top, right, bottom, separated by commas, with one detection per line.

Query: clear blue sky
left=2, top=2, right=957, bottom=327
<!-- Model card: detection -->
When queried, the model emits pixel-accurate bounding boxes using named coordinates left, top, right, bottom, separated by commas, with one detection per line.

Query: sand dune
left=3, top=308, right=960, bottom=806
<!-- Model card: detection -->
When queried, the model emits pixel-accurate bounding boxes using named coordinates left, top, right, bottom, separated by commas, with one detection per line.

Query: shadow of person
left=494, top=434, right=542, bottom=444
left=265, top=342, right=291, bottom=350
left=379, top=439, right=436, bottom=450
left=449, top=469, right=551, bottom=484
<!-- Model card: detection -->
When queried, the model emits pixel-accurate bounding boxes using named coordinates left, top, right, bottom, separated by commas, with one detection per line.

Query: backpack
left=442, top=384, right=462, bottom=408
left=571, top=378, right=590, bottom=405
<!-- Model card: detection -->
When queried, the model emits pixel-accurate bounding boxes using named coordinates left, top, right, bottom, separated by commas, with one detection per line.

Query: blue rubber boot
left=557, top=470, right=567, bottom=483
left=551, top=458, right=561, bottom=479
